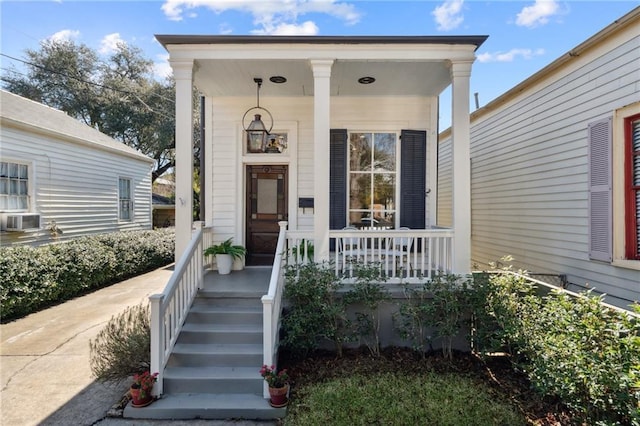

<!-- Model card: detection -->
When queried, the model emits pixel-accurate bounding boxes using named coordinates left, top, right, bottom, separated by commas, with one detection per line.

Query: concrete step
left=163, top=366, right=263, bottom=394
left=178, top=323, right=262, bottom=344
left=123, top=392, right=285, bottom=420
left=167, top=343, right=263, bottom=367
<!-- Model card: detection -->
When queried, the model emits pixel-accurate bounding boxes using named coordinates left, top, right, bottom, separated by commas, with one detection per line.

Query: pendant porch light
left=243, top=78, right=274, bottom=153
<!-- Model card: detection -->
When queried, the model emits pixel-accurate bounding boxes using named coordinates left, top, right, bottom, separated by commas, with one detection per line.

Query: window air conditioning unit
left=1, top=213, right=41, bottom=232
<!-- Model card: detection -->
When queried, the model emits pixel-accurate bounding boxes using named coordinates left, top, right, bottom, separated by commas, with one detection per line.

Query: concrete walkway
left=1, top=265, right=277, bottom=426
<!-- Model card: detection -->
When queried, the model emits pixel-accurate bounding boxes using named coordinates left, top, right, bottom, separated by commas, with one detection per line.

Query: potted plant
left=260, top=364, right=290, bottom=407
left=204, top=238, right=247, bottom=275
left=129, top=371, right=158, bottom=407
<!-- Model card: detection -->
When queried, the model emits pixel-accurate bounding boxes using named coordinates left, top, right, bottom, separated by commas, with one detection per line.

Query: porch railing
left=150, top=225, right=212, bottom=395
left=261, top=221, right=289, bottom=398
left=330, top=228, right=454, bottom=281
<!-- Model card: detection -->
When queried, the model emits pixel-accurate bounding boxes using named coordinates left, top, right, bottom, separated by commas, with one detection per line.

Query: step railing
left=261, top=221, right=289, bottom=398
left=150, top=224, right=211, bottom=395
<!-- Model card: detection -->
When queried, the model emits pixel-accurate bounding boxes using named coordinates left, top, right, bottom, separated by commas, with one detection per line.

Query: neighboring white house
left=438, top=7, right=640, bottom=308
left=156, top=35, right=487, bottom=273
left=0, top=90, right=155, bottom=246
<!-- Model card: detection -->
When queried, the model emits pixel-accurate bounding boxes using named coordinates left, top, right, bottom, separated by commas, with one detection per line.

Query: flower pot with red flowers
left=129, top=371, right=158, bottom=407
left=260, top=364, right=289, bottom=408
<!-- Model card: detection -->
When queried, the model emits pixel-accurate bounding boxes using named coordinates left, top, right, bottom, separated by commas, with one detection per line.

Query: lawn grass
left=284, top=369, right=526, bottom=426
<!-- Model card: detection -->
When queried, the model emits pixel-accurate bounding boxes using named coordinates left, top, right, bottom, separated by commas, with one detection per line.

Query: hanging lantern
left=243, top=78, right=273, bottom=153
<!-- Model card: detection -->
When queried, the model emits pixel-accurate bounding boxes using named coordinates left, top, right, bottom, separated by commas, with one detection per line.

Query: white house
left=438, top=7, right=640, bottom=308
left=0, top=90, right=155, bottom=246
left=157, top=35, right=487, bottom=275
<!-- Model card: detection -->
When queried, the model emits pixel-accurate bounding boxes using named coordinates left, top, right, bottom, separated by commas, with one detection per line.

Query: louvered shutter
left=330, top=129, right=348, bottom=230
left=400, top=130, right=427, bottom=229
left=588, top=117, right=612, bottom=262
left=628, top=118, right=640, bottom=259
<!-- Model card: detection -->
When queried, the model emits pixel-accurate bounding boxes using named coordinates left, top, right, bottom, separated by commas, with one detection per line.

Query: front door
left=246, top=165, right=288, bottom=266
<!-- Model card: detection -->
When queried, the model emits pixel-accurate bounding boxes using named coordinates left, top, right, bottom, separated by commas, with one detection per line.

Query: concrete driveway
left=1, top=265, right=174, bottom=426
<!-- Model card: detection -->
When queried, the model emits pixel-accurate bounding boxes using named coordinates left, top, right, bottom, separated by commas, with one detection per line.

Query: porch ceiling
left=193, top=59, right=451, bottom=98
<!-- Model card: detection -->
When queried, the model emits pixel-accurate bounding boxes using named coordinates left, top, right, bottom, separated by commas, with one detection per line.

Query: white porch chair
left=390, top=227, right=414, bottom=273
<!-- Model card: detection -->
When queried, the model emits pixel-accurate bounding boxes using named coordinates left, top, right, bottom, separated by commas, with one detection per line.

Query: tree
left=1, top=40, right=176, bottom=182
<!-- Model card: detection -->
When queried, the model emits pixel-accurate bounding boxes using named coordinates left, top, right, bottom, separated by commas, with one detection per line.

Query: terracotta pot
left=268, top=385, right=289, bottom=408
left=130, top=385, right=153, bottom=407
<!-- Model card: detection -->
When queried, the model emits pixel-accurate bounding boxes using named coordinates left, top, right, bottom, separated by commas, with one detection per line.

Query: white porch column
left=450, top=60, right=474, bottom=274
left=171, top=59, right=194, bottom=261
left=310, top=59, right=334, bottom=262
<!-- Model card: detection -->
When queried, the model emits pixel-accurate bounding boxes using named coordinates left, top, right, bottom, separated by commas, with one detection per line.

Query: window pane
left=18, top=181, right=27, bottom=195
left=349, top=172, right=370, bottom=211
left=8, top=163, right=18, bottom=178
left=0, top=179, right=7, bottom=195
left=374, top=133, right=396, bottom=171
left=257, top=178, right=278, bottom=214
left=0, top=163, right=7, bottom=178
left=0, top=197, right=6, bottom=209
left=18, top=196, right=28, bottom=210
left=9, top=180, right=18, bottom=195
left=18, top=164, right=28, bottom=179
left=349, top=133, right=372, bottom=171
left=373, top=174, right=395, bottom=207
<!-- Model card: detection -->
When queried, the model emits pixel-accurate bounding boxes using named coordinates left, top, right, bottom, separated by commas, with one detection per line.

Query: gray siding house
left=0, top=90, right=154, bottom=246
left=438, top=7, right=640, bottom=308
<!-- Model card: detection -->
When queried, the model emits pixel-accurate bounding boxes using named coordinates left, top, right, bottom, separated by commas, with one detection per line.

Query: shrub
left=480, top=268, right=640, bottom=424
left=281, top=262, right=350, bottom=356
left=0, top=228, right=174, bottom=321
left=89, top=302, right=151, bottom=382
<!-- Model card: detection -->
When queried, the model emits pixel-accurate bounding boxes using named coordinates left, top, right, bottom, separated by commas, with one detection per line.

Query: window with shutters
left=348, top=132, right=397, bottom=229
left=625, top=114, right=640, bottom=260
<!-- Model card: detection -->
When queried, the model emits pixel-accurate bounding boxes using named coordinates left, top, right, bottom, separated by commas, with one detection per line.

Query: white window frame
left=347, top=131, right=399, bottom=229
left=118, top=177, right=133, bottom=222
left=612, top=101, right=640, bottom=270
left=0, top=159, right=33, bottom=213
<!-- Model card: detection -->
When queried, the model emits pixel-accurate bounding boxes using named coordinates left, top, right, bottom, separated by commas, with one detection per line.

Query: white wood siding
left=209, top=95, right=434, bottom=244
left=1, top=126, right=152, bottom=246
left=438, top=27, right=640, bottom=307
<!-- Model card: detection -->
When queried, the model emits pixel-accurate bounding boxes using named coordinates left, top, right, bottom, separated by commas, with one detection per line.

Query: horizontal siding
left=1, top=126, right=152, bottom=246
left=209, top=95, right=434, bottom=242
left=437, top=139, right=452, bottom=227
left=447, top=31, right=640, bottom=308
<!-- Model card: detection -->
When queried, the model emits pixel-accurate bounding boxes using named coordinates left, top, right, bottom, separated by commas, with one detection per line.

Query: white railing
left=150, top=225, right=212, bottom=395
left=261, top=221, right=289, bottom=398
left=330, top=228, right=454, bottom=281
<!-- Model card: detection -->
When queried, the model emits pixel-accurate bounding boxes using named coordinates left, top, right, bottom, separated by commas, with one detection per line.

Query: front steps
left=123, top=268, right=285, bottom=420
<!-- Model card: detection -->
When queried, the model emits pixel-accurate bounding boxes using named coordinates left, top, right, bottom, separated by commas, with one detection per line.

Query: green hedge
left=476, top=269, right=640, bottom=425
left=0, top=228, right=174, bottom=321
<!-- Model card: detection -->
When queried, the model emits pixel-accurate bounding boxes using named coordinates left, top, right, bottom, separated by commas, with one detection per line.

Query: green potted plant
left=260, top=364, right=290, bottom=407
left=204, top=238, right=247, bottom=274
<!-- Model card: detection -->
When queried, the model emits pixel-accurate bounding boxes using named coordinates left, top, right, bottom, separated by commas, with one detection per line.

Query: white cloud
left=252, top=20, right=319, bottom=36
left=48, top=29, right=80, bottom=43
left=154, top=53, right=173, bottom=80
left=99, top=33, right=126, bottom=55
left=432, top=0, right=464, bottom=31
left=477, top=48, right=545, bottom=63
left=516, top=0, right=560, bottom=28
left=161, top=0, right=360, bottom=34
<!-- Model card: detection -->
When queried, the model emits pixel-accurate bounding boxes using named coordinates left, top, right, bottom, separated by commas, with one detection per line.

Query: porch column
left=310, top=59, right=334, bottom=262
left=450, top=60, right=474, bottom=274
left=171, top=59, right=194, bottom=261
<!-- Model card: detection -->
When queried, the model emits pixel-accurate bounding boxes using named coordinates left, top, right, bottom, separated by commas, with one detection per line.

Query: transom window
left=119, top=177, right=133, bottom=221
left=0, top=161, right=29, bottom=211
left=348, top=132, right=396, bottom=229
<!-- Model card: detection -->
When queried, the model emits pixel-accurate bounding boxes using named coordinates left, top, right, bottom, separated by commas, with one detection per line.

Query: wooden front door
left=246, top=165, right=288, bottom=265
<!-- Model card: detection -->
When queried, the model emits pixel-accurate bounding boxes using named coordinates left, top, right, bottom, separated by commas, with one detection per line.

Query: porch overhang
left=155, top=35, right=487, bottom=98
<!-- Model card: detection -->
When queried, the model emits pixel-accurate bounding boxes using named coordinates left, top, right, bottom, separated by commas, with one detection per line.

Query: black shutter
left=400, top=130, right=426, bottom=229
left=588, top=117, right=612, bottom=262
left=330, top=129, right=348, bottom=230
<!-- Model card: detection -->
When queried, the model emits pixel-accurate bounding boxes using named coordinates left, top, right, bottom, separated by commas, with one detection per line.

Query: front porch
left=137, top=224, right=454, bottom=420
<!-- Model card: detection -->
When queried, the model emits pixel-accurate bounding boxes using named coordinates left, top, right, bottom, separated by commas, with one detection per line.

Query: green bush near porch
left=0, top=228, right=174, bottom=321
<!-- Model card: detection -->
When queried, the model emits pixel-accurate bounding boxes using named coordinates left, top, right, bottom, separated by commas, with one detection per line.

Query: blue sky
left=1, top=0, right=637, bottom=126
